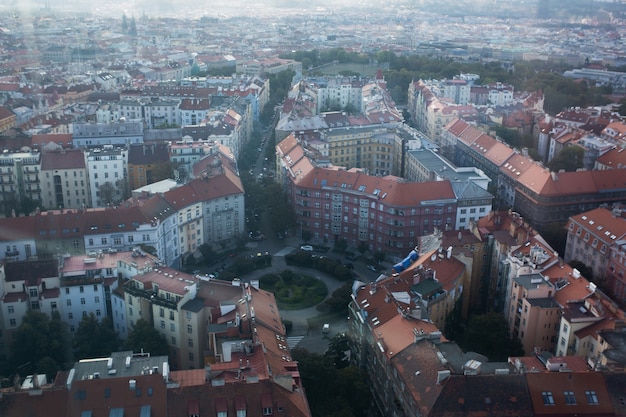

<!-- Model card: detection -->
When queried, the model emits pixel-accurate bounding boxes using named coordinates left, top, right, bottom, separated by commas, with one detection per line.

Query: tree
left=334, top=238, right=348, bottom=252
left=357, top=241, right=369, bottom=255
left=301, top=230, right=312, bottom=244
left=124, top=319, right=169, bottom=357
left=10, top=310, right=69, bottom=376
left=547, top=146, right=585, bottom=172
left=462, top=312, right=524, bottom=361
left=73, top=314, right=121, bottom=360
left=292, top=347, right=371, bottom=417
left=325, top=334, right=350, bottom=369
left=373, top=249, right=386, bottom=265
left=318, top=283, right=352, bottom=314
left=98, top=182, right=117, bottom=206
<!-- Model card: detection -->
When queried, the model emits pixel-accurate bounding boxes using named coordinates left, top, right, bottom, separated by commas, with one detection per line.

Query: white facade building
left=86, top=146, right=128, bottom=208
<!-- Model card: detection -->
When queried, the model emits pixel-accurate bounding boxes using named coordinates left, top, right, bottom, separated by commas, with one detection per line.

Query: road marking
left=287, top=336, right=304, bottom=349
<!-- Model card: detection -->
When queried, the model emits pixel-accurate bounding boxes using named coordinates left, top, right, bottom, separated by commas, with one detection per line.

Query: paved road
left=238, top=245, right=349, bottom=354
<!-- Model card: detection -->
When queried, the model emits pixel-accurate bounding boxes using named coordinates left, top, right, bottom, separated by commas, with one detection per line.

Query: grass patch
left=315, top=63, right=381, bottom=77
left=260, top=270, right=327, bottom=310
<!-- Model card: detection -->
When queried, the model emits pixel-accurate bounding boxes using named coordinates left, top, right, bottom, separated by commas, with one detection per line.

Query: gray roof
left=70, top=350, right=168, bottom=382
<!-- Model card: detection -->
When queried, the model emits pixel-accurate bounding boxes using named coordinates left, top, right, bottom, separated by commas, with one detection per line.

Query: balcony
left=124, top=283, right=178, bottom=310
left=5, top=249, right=19, bottom=257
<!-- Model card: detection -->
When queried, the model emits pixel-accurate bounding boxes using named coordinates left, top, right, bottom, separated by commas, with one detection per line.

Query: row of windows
left=541, top=390, right=598, bottom=406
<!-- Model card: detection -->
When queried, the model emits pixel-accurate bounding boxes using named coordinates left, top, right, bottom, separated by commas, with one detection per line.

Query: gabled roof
left=526, top=372, right=614, bottom=416
left=430, top=374, right=533, bottom=417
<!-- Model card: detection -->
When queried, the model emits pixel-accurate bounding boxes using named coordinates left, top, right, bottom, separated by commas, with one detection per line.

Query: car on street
left=366, top=265, right=377, bottom=272
left=300, top=245, right=314, bottom=251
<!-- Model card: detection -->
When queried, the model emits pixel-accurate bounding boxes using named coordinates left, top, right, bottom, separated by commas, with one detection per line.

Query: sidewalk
left=240, top=246, right=348, bottom=353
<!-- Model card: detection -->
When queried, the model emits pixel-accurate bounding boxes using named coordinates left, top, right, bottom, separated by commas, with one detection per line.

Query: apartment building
left=86, top=146, right=127, bottom=208
left=0, top=280, right=312, bottom=416
left=40, top=149, right=90, bottom=210
left=127, top=143, right=171, bottom=190
left=179, top=98, right=210, bottom=126
left=144, top=99, right=180, bottom=129
left=0, top=105, right=17, bottom=134
left=606, top=239, right=626, bottom=305
left=323, top=125, right=399, bottom=176
left=0, top=149, right=41, bottom=215
left=445, top=119, right=626, bottom=231
left=564, top=207, right=626, bottom=283
left=286, top=166, right=458, bottom=256
left=72, top=121, right=144, bottom=148
left=0, top=146, right=244, bottom=267
left=170, top=139, right=215, bottom=182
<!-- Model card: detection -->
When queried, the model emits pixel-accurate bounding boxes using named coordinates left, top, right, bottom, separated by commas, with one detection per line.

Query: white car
left=300, top=245, right=314, bottom=251
left=322, top=323, right=330, bottom=333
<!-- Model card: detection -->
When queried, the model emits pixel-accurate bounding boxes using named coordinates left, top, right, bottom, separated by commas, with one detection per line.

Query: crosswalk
left=287, top=336, right=305, bottom=349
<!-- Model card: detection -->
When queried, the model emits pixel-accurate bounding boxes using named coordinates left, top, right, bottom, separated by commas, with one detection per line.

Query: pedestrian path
left=274, top=246, right=295, bottom=257
left=287, top=336, right=305, bottom=349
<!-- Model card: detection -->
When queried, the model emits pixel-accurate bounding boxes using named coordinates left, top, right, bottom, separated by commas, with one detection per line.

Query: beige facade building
left=40, top=148, right=90, bottom=210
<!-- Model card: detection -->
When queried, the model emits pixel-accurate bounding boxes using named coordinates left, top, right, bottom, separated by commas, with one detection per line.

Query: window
left=171, top=336, right=176, bottom=345
left=104, top=388, right=111, bottom=398
left=564, top=391, right=576, bottom=405
left=67, top=299, right=72, bottom=306
left=9, top=319, right=16, bottom=327
left=7, top=306, right=14, bottom=314
left=585, top=390, right=599, bottom=405
left=263, top=407, right=273, bottom=415
left=69, top=313, right=73, bottom=319
left=170, top=323, right=175, bottom=332
left=542, top=391, right=554, bottom=405
left=187, top=324, right=192, bottom=333
left=189, top=352, right=194, bottom=361
left=147, top=387, right=153, bottom=396
left=81, top=298, right=86, bottom=305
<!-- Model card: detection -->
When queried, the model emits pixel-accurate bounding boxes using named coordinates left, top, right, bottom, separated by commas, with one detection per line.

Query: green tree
left=373, top=249, right=386, bottom=265
left=124, top=319, right=169, bottom=357
left=73, top=314, right=121, bottom=360
left=357, top=241, right=369, bottom=254
left=301, top=230, right=312, bottom=244
left=547, top=146, right=584, bottom=172
left=98, top=182, right=117, bottom=206
left=462, top=312, right=524, bottom=361
left=334, top=238, right=348, bottom=252
left=10, top=310, right=69, bottom=376
left=292, top=347, right=371, bottom=417
left=318, top=283, right=352, bottom=314
left=325, top=334, right=351, bottom=369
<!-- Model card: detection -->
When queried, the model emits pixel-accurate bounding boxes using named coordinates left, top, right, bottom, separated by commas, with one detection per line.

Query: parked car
left=366, top=265, right=377, bottom=272
left=300, top=245, right=314, bottom=251
left=322, top=323, right=330, bottom=333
